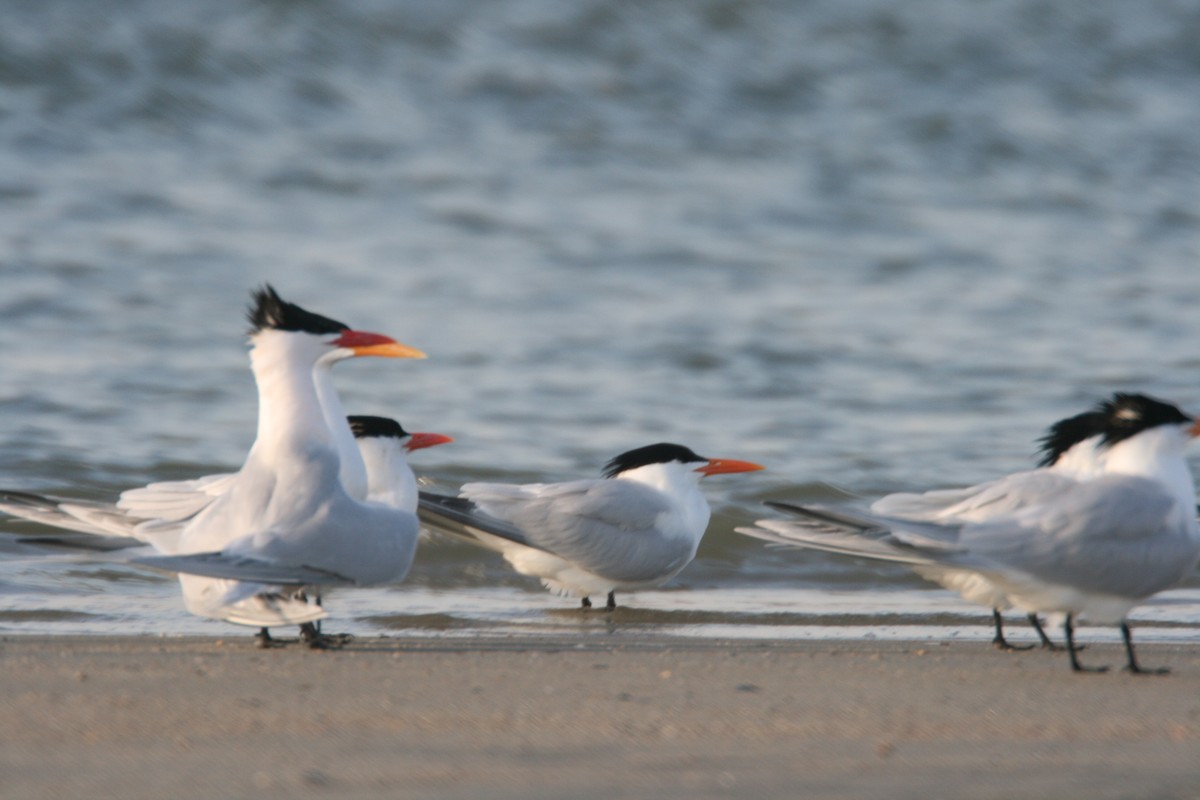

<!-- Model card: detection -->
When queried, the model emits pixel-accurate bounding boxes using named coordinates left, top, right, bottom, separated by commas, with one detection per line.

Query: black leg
left=298, top=622, right=351, bottom=650
left=605, top=591, right=616, bottom=612
left=991, top=609, right=1033, bottom=651
left=1064, top=614, right=1108, bottom=673
left=299, top=622, right=320, bottom=647
left=1121, top=622, right=1169, bottom=675
left=580, top=596, right=592, bottom=609
left=1028, top=614, right=1063, bottom=651
left=255, top=627, right=287, bottom=649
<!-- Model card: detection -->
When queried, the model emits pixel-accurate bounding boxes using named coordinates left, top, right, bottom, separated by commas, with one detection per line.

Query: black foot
left=255, top=627, right=285, bottom=649
left=298, top=622, right=352, bottom=650
left=1121, top=622, right=1168, bottom=676
left=1069, top=659, right=1109, bottom=674
left=1124, top=664, right=1170, bottom=676
left=1064, top=615, right=1108, bottom=674
left=992, top=635, right=1034, bottom=652
left=580, top=597, right=592, bottom=610
left=1029, top=614, right=1065, bottom=651
left=605, top=591, right=616, bottom=612
left=991, top=609, right=1033, bottom=651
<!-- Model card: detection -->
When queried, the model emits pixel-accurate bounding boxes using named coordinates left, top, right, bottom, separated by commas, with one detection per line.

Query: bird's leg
left=605, top=591, right=616, bottom=612
left=255, top=627, right=285, bottom=649
left=1064, top=615, right=1107, bottom=673
left=580, top=596, right=592, bottom=610
left=991, top=609, right=1033, bottom=651
left=1121, top=622, right=1169, bottom=675
left=299, top=622, right=320, bottom=646
left=292, top=590, right=322, bottom=634
left=1029, top=614, right=1063, bottom=651
left=298, top=622, right=351, bottom=650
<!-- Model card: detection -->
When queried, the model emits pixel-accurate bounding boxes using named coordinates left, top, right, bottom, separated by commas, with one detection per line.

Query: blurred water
left=2, top=0, right=1200, bottom=640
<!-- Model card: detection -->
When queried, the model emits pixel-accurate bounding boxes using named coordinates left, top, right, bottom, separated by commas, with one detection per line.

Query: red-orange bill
left=333, top=330, right=426, bottom=359
left=406, top=432, right=454, bottom=452
left=696, top=458, right=765, bottom=476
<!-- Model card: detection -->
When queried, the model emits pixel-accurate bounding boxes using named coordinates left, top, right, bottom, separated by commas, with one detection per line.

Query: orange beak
left=1189, top=418, right=1200, bottom=438
left=405, top=432, right=454, bottom=452
left=333, top=330, right=426, bottom=359
left=695, top=458, right=765, bottom=476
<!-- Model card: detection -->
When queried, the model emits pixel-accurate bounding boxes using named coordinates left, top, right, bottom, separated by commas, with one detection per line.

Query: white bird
left=0, top=414, right=452, bottom=550
left=739, top=393, right=1200, bottom=674
left=346, top=415, right=454, bottom=509
left=113, top=285, right=427, bottom=645
left=752, top=408, right=1110, bottom=651
left=418, top=443, right=763, bottom=609
left=0, top=308, right=445, bottom=553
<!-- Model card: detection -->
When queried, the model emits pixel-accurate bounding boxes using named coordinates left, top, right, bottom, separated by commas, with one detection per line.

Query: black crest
left=247, top=284, right=349, bottom=336
left=1035, top=411, right=1106, bottom=467
left=347, top=415, right=409, bottom=440
left=602, top=443, right=706, bottom=478
left=1037, top=393, right=1190, bottom=465
left=1095, top=392, right=1191, bottom=448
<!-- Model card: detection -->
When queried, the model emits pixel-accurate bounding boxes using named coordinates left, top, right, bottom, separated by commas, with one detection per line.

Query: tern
left=748, top=408, right=1109, bottom=651
left=739, top=393, right=1200, bottom=674
left=419, top=443, right=763, bottom=610
left=0, top=290, right=450, bottom=552
left=112, top=285, right=426, bottom=645
left=0, top=415, right=451, bottom=550
left=347, top=415, right=454, bottom=509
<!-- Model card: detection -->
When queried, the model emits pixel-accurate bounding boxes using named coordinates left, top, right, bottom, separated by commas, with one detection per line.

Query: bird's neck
left=313, top=360, right=369, bottom=500
left=619, top=464, right=710, bottom=538
left=248, top=334, right=335, bottom=464
left=1101, top=428, right=1196, bottom=509
left=361, top=442, right=417, bottom=511
left=1049, top=436, right=1102, bottom=478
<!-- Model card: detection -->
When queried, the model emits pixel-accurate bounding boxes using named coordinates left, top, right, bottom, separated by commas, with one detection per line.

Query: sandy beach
left=3, top=634, right=1199, bottom=799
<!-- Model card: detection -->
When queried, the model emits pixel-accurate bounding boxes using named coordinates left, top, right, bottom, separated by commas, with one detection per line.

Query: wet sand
left=3, top=634, right=1199, bottom=799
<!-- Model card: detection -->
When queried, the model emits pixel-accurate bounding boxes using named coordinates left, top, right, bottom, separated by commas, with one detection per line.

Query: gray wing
left=116, top=473, right=237, bottom=523
left=130, top=552, right=354, bottom=585
left=871, top=470, right=1083, bottom=523
left=0, top=490, right=145, bottom=546
left=463, top=479, right=694, bottom=583
left=16, top=533, right=144, bottom=552
left=959, top=475, right=1199, bottom=599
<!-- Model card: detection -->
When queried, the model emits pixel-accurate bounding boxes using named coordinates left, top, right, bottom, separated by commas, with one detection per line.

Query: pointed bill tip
left=406, top=432, right=454, bottom=452
left=333, top=330, right=426, bottom=359
left=696, top=458, right=765, bottom=476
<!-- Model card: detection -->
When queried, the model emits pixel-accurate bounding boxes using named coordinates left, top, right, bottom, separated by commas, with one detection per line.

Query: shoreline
left=4, top=635, right=1200, bottom=799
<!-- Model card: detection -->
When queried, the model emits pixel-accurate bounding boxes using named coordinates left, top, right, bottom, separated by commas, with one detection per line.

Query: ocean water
left=2, top=0, right=1200, bottom=643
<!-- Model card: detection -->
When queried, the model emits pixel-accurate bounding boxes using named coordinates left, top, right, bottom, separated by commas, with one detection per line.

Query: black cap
left=247, top=284, right=349, bottom=335
left=602, top=443, right=706, bottom=478
left=347, top=415, right=409, bottom=440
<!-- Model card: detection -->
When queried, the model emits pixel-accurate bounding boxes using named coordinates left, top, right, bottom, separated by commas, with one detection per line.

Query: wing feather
left=131, top=552, right=353, bottom=585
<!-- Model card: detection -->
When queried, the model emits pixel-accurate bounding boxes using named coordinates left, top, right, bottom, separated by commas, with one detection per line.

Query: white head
left=1040, top=393, right=1200, bottom=509
left=349, top=415, right=453, bottom=511
left=602, top=443, right=763, bottom=536
left=247, top=284, right=427, bottom=365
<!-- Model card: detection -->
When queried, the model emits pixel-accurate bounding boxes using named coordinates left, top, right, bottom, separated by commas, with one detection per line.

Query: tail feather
left=736, top=521, right=937, bottom=566
left=765, top=500, right=966, bottom=552
left=417, top=491, right=542, bottom=551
